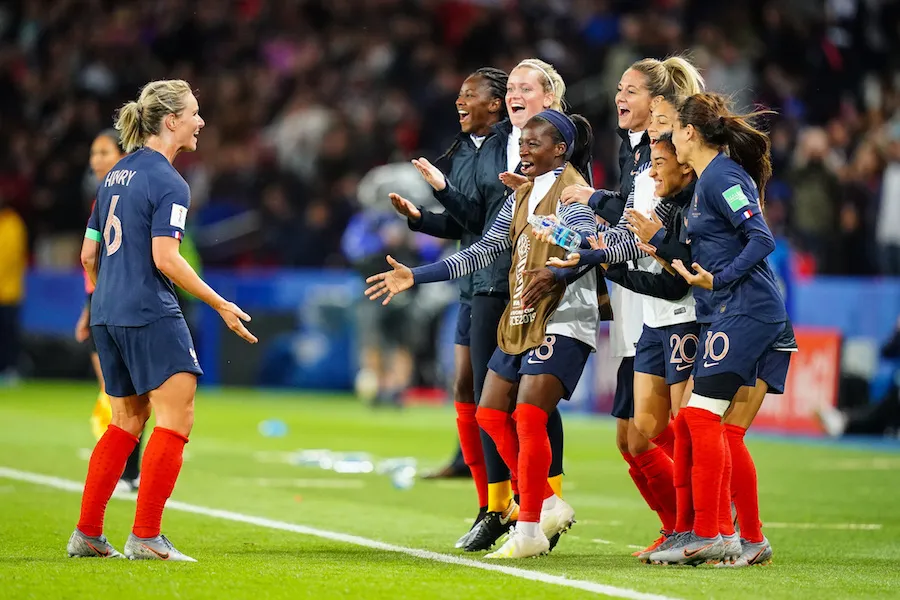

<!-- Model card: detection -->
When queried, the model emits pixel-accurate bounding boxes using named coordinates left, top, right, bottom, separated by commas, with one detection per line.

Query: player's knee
left=627, top=433, right=650, bottom=456
left=633, top=412, right=663, bottom=441
left=111, top=409, right=148, bottom=437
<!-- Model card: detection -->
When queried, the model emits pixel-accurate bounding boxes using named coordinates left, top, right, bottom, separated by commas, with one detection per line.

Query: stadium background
left=2, top=0, right=900, bottom=436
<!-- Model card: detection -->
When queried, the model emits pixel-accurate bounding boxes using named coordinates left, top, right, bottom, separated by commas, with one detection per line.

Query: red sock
left=673, top=411, right=694, bottom=533
left=623, top=452, right=661, bottom=518
left=476, top=407, right=519, bottom=481
left=651, top=423, right=676, bottom=460
left=634, top=447, right=677, bottom=532
left=718, top=428, right=735, bottom=536
left=513, top=404, right=554, bottom=523
left=683, top=407, right=725, bottom=538
left=132, top=427, right=189, bottom=539
left=77, top=425, right=139, bottom=537
left=725, top=424, right=763, bottom=542
left=455, top=402, right=488, bottom=508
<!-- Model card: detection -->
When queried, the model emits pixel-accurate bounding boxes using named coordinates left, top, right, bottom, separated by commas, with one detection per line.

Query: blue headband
left=535, top=109, right=577, bottom=157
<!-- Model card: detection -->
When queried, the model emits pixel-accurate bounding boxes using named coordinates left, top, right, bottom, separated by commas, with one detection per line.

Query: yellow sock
left=90, top=391, right=112, bottom=440
left=487, top=480, right=513, bottom=512
left=548, top=474, right=563, bottom=498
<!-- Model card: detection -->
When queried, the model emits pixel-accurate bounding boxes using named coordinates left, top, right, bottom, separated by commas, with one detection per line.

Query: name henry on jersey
left=104, top=169, right=138, bottom=188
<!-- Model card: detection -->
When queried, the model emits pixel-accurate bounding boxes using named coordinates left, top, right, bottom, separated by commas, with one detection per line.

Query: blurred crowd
left=1, top=0, right=899, bottom=275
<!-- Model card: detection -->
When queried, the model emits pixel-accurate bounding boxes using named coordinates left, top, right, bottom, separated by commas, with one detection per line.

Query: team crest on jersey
left=509, top=235, right=536, bottom=326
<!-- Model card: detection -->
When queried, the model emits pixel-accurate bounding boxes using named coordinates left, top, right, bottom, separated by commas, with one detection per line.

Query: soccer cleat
left=455, top=507, right=487, bottom=549
left=716, top=533, right=742, bottom=565
left=484, top=526, right=550, bottom=559
left=540, top=496, right=575, bottom=547
left=633, top=531, right=671, bottom=558
left=649, top=532, right=725, bottom=566
left=724, top=537, right=773, bottom=568
left=124, top=533, right=196, bottom=562
left=463, top=500, right=518, bottom=551
left=114, top=478, right=139, bottom=494
left=639, top=531, right=685, bottom=563
left=67, top=529, right=124, bottom=558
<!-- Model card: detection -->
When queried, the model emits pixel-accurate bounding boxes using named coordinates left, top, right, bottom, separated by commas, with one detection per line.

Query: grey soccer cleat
left=67, top=528, right=124, bottom=558
left=455, top=508, right=487, bottom=549
left=716, top=533, right=742, bottom=565
left=123, top=533, right=196, bottom=562
left=649, top=532, right=725, bottom=566
left=639, top=531, right=684, bottom=563
left=728, top=537, right=773, bottom=567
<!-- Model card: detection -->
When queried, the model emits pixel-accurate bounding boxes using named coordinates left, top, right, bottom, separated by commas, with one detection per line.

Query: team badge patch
left=722, top=185, right=750, bottom=211
left=170, top=204, right=188, bottom=229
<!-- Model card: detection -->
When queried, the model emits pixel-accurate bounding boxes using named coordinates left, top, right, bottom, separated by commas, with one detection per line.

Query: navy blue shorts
left=694, top=317, right=786, bottom=386
left=611, top=356, right=635, bottom=419
left=454, top=302, right=472, bottom=347
left=634, top=322, right=700, bottom=385
left=92, top=316, right=204, bottom=397
left=756, top=348, right=793, bottom=394
left=487, top=334, right=591, bottom=399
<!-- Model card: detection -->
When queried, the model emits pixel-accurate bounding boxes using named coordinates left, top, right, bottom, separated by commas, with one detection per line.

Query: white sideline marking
left=233, top=477, right=366, bottom=489
left=592, top=538, right=614, bottom=545
left=0, top=467, right=680, bottom=600
left=765, top=522, right=882, bottom=531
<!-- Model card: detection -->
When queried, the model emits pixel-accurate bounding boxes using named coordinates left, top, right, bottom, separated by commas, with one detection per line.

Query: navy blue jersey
left=686, top=153, right=786, bottom=324
left=86, top=148, right=188, bottom=326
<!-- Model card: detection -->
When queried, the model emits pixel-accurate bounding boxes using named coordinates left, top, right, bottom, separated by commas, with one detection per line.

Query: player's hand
left=521, top=268, right=559, bottom=308
left=499, top=171, right=528, bottom=190
left=389, top=193, right=421, bottom=221
left=671, top=260, right=714, bottom=290
left=75, top=306, right=90, bottom=342
left=560, top=184, right=595, bottom=205
left=546, top=253, right=581, bottom=269
left=637, top=240, right=676, bottom=275
left=364, top=255, right=414, bottom=305
left=625, top=208, right=663, bottom=243
left=217, top=302, right=258, bottom=344
left=411, top=157, right=447, bottom=191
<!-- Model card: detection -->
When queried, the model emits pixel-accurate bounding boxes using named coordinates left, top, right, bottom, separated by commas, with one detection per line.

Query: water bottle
left=258, top=419, right=288, bottom=438
left=526, top=214, right=581, bottom=252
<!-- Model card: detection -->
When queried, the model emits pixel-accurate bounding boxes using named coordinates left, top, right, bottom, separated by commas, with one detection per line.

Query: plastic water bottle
left=258, top=419, right=288, bottom=437
left=527, top=214, right=582, bottom=252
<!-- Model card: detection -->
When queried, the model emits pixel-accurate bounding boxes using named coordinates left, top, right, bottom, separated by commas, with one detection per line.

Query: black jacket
left=604, top=181, right=695, bottom=301
left=413, top=119, right=514, bottom=297
left=407, top=130, right=481, bottom=301
left=589, top=129, right=652, bottom=224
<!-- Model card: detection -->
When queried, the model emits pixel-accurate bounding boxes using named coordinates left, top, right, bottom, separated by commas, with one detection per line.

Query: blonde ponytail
left=113, top=79, right=193, bottom=153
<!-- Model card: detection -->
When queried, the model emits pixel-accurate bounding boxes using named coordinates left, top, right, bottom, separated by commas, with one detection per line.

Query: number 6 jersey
left=86, top=147, right=188, bottom=326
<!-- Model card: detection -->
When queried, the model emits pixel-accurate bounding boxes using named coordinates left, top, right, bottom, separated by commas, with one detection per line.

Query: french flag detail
left=742, top=209, right=753, bottom=220
left=172, top=231, right=183, bottom=240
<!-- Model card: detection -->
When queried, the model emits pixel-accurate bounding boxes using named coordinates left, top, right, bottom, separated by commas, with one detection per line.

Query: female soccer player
left=624, top=133, right=795, bottom=567
left=67, top=79, right=257, bottom=562
left=554, top=58, right=705, bottom=555
left=390, top=66, right=508, bottom=545
left=367, top=110, right=596, bottom=558
left=401, top=59, right=571, bottom=552
left=75, top=130, right=143, bottom=493
left=646, top=92, right=787, bottom=565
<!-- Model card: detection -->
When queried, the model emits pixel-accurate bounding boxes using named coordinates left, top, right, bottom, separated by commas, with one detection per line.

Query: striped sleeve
left=558, top=199, right=599, bottom=238
left=442, top=193, right=515, bottom=279
left=600, top=188, right=644, bottom=265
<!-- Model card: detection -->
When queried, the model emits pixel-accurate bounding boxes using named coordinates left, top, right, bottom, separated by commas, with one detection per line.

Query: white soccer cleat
left=124, top=533, right=196, bottom=562
left=67, top=529, right=124, bottom=558
left=540, top=495, right=575, bottom=542
left=484, top=525, right=550, bottom=559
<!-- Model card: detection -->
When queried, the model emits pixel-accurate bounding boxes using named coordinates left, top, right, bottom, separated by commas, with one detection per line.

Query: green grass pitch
left=1, top=382, right=898, bottom=599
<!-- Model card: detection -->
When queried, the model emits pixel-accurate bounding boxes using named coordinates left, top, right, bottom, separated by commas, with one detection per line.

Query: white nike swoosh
left=703, top=361, right=719, bottom=368
left=675, top=363, right=693, bottom=371
left=527, top=357, right=543, bottom=365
